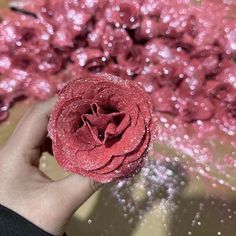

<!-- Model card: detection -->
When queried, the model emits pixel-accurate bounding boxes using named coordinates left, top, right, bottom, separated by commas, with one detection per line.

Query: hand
left=0, top=98, right=102, bottom=236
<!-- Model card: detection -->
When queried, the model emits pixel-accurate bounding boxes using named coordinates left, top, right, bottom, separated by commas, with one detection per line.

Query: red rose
left=191, top=46, right=221, bottom=74
left=64, top=0, right=106, bottom=15
left=159, top=1, right=195, bottom=37
left=151, top=87, right=178, bottom=115
left=216, top=65, right=236, bottom=89
left=179, top=60, right=205, bottom=96
left=0, top=17, right=12, bottom=53
left=71, top=48, right=107, bottom=73
left=35, top=49, right=63, bottom=74
left=0, top=12, right=51, bottom=55
left=0, top=69, right=28, bottom=99
left=25, top=74, right=57, bottom=100
left=0, top=54, right=11, bottom=74
left=222, top=22, right=236, bottom=56
left=141, top=0, right=165, bottom=16
left=105, top=0, right=140, bottom=29
left=36, top=0, right=66, bottom=27
left=11, top=53, right=34, bottom=71
left=48, top=73, right=154, bottom=183
left=52, top=25, right=75, bottom=49
left=117, top=45, right=146, bottom=76
left=0, top=69, right=27, bottom=121
left=135, top=74, right=159, bottom=94
left=135, top=16, right=159, bottom=41
left=199, top=54, right=220, bottom=76
left=205, top=80, right=234, bottom=103
left=145, top=63, right=185, bottom=88
left=87, top=19, right=106, bottom=48
left=63, top=2, right=92, bottom=33
left=215, top=105, right=236, bottom=133
left=205, top=80, right=236, bottom=121
left=102, top=27, right=132, bottom=57
left=36, top=0, right=92, bottom=39
left=179, top=96, right=215, bottom=123
left=103, top=63, right=131, bottom=80
left=145, top=39, right=185, bottom=65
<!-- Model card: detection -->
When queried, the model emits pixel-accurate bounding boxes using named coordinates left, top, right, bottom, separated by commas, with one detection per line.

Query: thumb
left=52, top=174, right=102, bottom=213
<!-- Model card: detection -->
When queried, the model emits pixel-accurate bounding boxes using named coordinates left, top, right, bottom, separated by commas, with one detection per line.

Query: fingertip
left=30, top=96, right=57, bottom=117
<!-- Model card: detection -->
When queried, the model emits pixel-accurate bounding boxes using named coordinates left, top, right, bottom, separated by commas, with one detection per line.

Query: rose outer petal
left=53, top=128, right=145, bottom=183
left=123, top=129, right=150, bottom=164
left=128, top=82, right=153, bottom=125
left=58, top=76, right=104, bottom=101
left=94, top=129, right=150, bottom=174
left=82, top=81, right=113, bottom=100
left=93, top=155, right=126, bottom=174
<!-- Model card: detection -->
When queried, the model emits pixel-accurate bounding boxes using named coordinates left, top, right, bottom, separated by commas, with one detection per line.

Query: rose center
left=98, top=129, right=105, bottom=140
left=82, top=104, right=126, bottom=144
left=100, top=105, right=119, bottom=114
left=13, top=56, right=31, bottom=70
left=215, top=85, right=228, bottom=100
left=21, top=28, right=36, bottom=42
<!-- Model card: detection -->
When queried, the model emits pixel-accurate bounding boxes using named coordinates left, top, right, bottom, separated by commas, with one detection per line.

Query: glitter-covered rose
left=117, top=45, right=146, bottom=76
left=105, top=0, right=140, bottom=29
left=71, top=48, right=107, bottom=73
left=216, top=65, right=236, bottom=89
left=135, top=16, right=159, bottom=41
left=0, top=11, right=51, bottom=56
left=102, top=27, right=132, bottom=57
left=48, top=73, right=154, bottom=183
left=179, top=95, right=215, bottom=122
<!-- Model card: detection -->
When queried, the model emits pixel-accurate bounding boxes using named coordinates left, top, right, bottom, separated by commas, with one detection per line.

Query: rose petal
left=58, top=78, right=100, bottom=101
left=71, top=111, right=146, bottom=171
left=53, top=98, right=96, bottom=151
left=93, top=155, right=126, bottom=174
left=123, top=129, right=150, bottom=164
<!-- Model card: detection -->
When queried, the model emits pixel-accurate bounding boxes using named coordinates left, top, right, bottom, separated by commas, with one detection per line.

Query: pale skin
left=0, top=98, right=101, bottom=236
